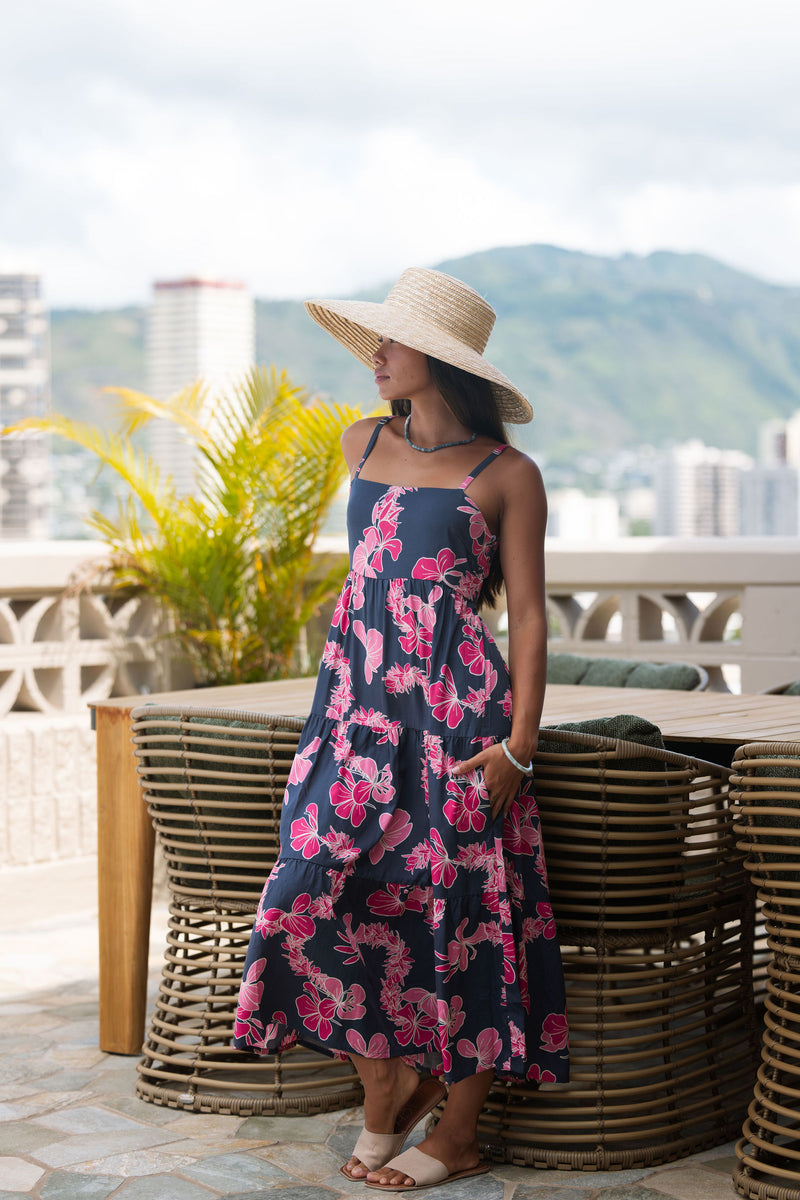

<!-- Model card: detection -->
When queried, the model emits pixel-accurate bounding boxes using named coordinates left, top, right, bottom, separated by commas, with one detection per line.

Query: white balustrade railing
left=536, top=537, right=800, bottom=693
left=2, top=537, right=800, bottom=716
left=3, top=536, right=799, bottom=868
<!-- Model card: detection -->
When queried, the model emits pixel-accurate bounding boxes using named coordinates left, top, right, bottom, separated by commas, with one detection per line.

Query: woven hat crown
left=303, top=265, right=533, bottom=422
left=384, top=269, right=495, bottom=355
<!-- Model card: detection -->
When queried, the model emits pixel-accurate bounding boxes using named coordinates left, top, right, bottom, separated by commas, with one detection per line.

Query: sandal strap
left=377, top=1146, right=450, bottom=1186
left=351, top=1127, right=405, bottom=1171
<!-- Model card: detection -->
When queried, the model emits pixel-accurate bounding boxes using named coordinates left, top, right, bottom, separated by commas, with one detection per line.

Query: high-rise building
left=739, top=465, right=799, bottom=535
left=654, top=440, right=753, bottom=537
left=147, top=279, right=255, bottom=493
left=754, top=410, right=800, bottom=534
left=0, top=272, right=50, bottom=539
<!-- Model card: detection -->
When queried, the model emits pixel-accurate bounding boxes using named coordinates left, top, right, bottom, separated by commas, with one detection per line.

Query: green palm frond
left=108, top=383, right=213, bottom=448
left=1, top=367, right=374, bottom=685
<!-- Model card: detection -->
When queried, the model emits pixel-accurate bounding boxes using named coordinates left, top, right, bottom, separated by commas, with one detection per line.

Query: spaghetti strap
left=352, top=417, right=391, bottom=479
left=459, top=444, right=508, bottom=491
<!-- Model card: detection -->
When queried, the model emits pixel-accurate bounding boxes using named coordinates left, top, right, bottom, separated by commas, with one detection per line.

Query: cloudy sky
left=2, top=0, right=800, bottom=307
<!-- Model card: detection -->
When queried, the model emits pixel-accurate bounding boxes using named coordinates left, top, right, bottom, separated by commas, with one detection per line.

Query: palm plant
left=3, top=367, right=364, bottom=684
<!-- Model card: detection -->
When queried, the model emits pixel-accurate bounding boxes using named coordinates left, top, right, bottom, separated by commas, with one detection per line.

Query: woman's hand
left=453, top=742, right=533, bottom=820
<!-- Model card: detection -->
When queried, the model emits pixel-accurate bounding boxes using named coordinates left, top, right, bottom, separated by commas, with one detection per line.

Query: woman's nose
left=371, top=342, right=385, bottom=365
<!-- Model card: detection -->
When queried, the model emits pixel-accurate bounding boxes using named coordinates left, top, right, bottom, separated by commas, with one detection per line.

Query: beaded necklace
left=403, top=414, right=476, bottom=454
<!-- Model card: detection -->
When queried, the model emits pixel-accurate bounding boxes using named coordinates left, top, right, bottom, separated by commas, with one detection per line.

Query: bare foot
left=343, top=1058, right=421, bottom=1180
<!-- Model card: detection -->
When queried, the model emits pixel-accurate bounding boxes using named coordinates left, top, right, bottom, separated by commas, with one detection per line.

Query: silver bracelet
left=501, top=737, right=534, bottom=775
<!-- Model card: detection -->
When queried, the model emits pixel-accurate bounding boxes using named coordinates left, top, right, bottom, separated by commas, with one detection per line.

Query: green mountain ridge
left=50, top=244, right=800, bottom=462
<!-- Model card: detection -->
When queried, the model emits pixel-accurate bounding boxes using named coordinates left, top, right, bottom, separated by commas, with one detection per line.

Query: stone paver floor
left=0, top=859, right=741, bottom=1199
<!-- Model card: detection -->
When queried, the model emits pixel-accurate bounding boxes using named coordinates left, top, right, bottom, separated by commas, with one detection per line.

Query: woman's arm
left=499, top=453, right=548, bottom=765
left=454, top=452, right=548, bottom=818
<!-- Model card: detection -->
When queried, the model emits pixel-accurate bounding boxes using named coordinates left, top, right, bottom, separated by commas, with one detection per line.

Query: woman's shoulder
left=496, top=444, right=544, bottom=485
left=341, top=415, right=389, bottom=472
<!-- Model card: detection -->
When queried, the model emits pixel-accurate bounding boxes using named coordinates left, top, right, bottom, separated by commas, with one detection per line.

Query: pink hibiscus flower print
left=331, top=577, right=353, bottom=633
left=237, top=957, right=266, bottom=1013
left=366, top=883, right=408, bottom=917
left=429, top=665, right=464, bottom=729
left=504, top=802, right=542, bottom=856
left=254, top=892, right=315, bottom=940
left=500, top=930, right=517, bottom=984
left=395, top=996, right=438, bottom=1048
left=541, top=1011, right=569, bottom=1053
left=287, top=737, right=322, bottom=788
left=232, top=1008, right=264, bottom=1046
left=457, top=1027, right=503, bottom=1071
left=329, top=757, right=394, bottom=826
left=296, top=982, right=337, bottom=1041
left=397, top=610, right=433, bottom=661
left=428, top=828, right=457, bottom=888
left=352, top=619, right=383, bottom=683
left=527, top=1064, right=557, bottom=1083
left=436, top=995, right=467, bottom=1040
left=457, top=624, right=485, bottom=676
left=412, top=547, right=467, bottom=586
left=369, top=808, right=413, bottom=864
left=347, top=1030, right=390, bottom=1057
left=289, top=803, right=320, bottom=859
left=443, top=775, right=487, bottom=833
left=530, top=901, right=556, bottom=940
left=457, top=501, right=495, bottom=550
left=435, top=917, right=481, bottom=980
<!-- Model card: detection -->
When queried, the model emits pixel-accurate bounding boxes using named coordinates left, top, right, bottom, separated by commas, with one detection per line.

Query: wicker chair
left=732, top=742, right=800, bottom=1200
left=547, top=652, right=709, bottom=691
left=130, top=705, right=363, bottom=1115
left=475, top=727, right=759, bottom=1171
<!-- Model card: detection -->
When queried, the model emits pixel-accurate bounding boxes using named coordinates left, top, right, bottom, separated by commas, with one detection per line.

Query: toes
left=367, top=1171, right=414, bottom=1187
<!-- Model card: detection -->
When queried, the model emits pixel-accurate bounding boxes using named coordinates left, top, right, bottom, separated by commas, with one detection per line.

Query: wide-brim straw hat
left=304, top=267, right=533, bottom=423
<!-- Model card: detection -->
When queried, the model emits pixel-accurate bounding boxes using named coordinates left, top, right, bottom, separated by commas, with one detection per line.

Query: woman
left=234, top=268, right=568, bottom=1191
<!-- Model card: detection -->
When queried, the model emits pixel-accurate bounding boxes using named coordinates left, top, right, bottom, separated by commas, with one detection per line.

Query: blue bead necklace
left=404, top=414, right=476, bottom=453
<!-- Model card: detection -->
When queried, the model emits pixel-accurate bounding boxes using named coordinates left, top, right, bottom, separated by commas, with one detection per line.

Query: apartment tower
left=147, top=279, right=255, bottom=493
left=0, top=272, right=50, bottom=539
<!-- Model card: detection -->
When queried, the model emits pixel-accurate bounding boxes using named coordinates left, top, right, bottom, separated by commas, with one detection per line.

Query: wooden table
left=94, top=680, right=800, bottom=1053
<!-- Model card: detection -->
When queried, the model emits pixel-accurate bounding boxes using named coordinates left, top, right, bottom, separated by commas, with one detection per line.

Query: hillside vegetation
left=51, top=245, right=800, bottom=462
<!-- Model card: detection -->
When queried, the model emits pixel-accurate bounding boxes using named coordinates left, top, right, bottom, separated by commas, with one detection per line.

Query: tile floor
left=0, top=859, right=745, bottom=1199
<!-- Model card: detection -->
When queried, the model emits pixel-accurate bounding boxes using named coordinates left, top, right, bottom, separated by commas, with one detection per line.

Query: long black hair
left=390, top=356, right=508, bottom=610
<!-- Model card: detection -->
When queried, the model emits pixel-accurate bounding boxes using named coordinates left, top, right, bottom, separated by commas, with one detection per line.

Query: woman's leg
left=367, top=1068, right=494, bottom=1187
left=343, top=1053, right=421, bottom=1179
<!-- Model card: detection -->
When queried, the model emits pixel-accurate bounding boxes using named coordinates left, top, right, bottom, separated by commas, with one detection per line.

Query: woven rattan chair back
left=732, top=741, right=800, bottom=1200
left=131, top=704, right=363, bottom=1115
left=476, top=728, right=758, bottom=1171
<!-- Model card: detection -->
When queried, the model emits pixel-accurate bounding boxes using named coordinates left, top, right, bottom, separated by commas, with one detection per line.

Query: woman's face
left=371, top=337, right=434, bottom=403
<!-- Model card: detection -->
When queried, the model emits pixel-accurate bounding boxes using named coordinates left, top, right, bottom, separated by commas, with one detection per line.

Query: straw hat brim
left=304, top=297, right=533, bottom=423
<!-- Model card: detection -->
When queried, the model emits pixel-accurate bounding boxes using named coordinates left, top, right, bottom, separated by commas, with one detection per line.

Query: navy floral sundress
left=233, top=418, right=568, bottom=1086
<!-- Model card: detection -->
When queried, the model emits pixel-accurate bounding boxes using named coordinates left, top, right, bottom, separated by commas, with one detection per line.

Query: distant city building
left=546, top=489, right=621, bottom=540
left=147, top=278, right=255, bottom=493
left=739, top=465, right=799, bottom=535
left=0, top=272, right=50, bottom=539
left=654, top=440, right=753, bottom=537
left=754, top=409, right=800, bottom=533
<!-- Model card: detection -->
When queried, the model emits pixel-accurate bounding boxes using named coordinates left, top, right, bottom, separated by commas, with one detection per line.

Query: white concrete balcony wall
left=3, top=538, right=800, bottom=867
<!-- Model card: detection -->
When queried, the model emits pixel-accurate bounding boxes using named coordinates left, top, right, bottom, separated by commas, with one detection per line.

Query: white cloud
left=2, top=0, right=800, bottom=305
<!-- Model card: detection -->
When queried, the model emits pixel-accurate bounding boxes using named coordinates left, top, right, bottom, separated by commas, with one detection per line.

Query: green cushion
left=626, top=661, right=701, bottom=691
left=783, top=680, right=800, bottom=696
left=546, top=652, right=591, bottom=684
left=540, top=713, right=665, bottom=752
left=580, top=657, right=638, bottom=687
